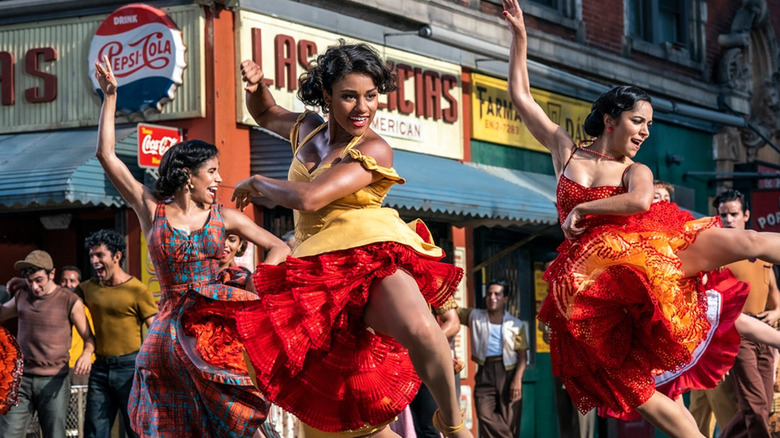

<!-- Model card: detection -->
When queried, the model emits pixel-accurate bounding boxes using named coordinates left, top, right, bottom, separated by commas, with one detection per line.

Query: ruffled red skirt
left=236, top=242, right=462, bottom=432
left=0, top=325, right=22, bottom=415
left=539, top=202, right=745, bottom=418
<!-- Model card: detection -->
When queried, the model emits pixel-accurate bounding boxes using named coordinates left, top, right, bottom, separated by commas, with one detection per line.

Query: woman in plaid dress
left=94, top=57, right=290, bottom=437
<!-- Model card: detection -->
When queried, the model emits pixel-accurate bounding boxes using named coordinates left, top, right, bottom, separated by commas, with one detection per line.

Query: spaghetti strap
left=562, top=143, right=579, bottom=172
left=290, top=112, right=328, bottom=154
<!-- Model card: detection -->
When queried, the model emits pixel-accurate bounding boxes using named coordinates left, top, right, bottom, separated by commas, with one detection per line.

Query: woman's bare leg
left=635, top=392, right=705, bottom=438
left=735, top=314, right=780, bottom=348
left=678, top=228, right=780, bottom=276
left=364, top=271, right=471, bottom=438
left=673, top=395, right=697, bottom=428
left=367, top=426, right=401, bottom=437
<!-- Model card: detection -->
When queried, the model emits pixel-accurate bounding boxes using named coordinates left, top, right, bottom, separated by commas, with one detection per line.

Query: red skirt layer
left=0, top=326, right=22, bottom=415
left=236, top=242, right=462, bottom=432
left=538, top=202, right=742, bottom=418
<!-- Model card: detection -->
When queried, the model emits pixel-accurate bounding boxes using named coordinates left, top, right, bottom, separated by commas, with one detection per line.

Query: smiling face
left=324, top=72, right=379, bottom=138
left=188, top=157, right=222, bottom=205
left=59, top=269, right=80, bottom=290
left=89, top=243, right=122, bottom=283
left=486, top=284, right=508, bottom=313
left=220, top=234, right=244, bottom=267
left=606, top=100, right=653, bottom=158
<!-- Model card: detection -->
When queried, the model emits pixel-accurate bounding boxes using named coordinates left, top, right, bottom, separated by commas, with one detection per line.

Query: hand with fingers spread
left=94, top=55, right=118, bottom=96
left=232, top=176, right=261, bottom=210
left=240, top=60, right=265, bottom=94
left=502, top=0, right=527, bottom=38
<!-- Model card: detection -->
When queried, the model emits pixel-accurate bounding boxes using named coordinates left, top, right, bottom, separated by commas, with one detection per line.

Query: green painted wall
left=471, top=139, right=556, bottom=175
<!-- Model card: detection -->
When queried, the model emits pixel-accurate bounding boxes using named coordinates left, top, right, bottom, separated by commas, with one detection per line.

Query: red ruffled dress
left=235, top=116, right=463, bottom=433
left=0, top=326, right=22, bottom=415
left=538, top=171, right=748, bottom=419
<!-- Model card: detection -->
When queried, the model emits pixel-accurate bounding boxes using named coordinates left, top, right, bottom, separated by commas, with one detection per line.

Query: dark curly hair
left=713, top=189, right=749, bottom=213
left=85, top=229, right=126, bottom=264
left=583, top=86, right=652, bottom=137
left=155, top=140, right=218, bottom=198
left=297, top=39, right=397, bottom=112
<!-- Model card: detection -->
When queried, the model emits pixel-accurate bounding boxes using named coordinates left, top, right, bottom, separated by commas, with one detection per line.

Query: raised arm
left=241, top=60, right=303, bottom=138
left=232, top=137, right=391, bottom=212
left=562, top=163, right=655, bottom=239
left=94, top=56, right=157, bottom=235
left=222, top=207, right=290, bottom=266
left=503, top=0, right=573, bottom=175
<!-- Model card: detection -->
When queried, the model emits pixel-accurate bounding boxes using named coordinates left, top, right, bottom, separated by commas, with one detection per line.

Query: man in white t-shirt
left=458, top=281, right=528, bottom=438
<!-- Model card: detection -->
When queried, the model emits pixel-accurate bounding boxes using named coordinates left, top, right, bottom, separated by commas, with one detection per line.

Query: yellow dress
left=236, top=113, right=463, bottom=433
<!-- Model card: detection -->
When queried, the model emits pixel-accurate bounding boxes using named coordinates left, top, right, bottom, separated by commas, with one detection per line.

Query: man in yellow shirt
left=76, top=230, right=158, bottom=438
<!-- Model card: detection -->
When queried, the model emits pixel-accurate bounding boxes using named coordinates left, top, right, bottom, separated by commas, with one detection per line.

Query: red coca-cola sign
left=137, top=123, right=181, bottom=168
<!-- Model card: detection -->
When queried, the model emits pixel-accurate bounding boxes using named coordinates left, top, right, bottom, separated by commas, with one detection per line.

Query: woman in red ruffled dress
left=503, top=0, right=780, bottom=436
left=230, top=41, right=469, bottom=437
left=0, top=316, right=21, bottom=415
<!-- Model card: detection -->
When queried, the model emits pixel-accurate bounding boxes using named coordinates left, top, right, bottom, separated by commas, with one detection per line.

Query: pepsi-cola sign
left=88, top=4, right=187, bottom=115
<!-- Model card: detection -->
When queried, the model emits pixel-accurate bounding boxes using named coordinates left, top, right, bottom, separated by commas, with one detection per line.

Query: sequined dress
left=128, top=202, right=277, bottom=438
left=234, top=115, right=463, bottom=433
left=0, top=326, right=22, bottom=415
left=538, top=168, right=747, bottom=418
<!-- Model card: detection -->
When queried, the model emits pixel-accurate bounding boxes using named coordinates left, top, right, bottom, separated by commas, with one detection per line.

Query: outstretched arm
left=757, top=270, right=780, bottom=326
left=94, top=56, right=156, bottom=236
left=222, top=207, right=291, bottom=265
left=241, top=60, right=304, bottom=138
left=503, top=0, right=573, bottom=175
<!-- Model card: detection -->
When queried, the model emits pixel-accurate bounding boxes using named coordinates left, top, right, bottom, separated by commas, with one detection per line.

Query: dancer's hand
left=502, top=0, right=527, bottom=39
left=241, top=59, right=265, bottom=94
left=561, top=207, right=586, bottom=240
left=232, top=176, right=261, bottom=210
left=94, top=55, right=118, bottom=96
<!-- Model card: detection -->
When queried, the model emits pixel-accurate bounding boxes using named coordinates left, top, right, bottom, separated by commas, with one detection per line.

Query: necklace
left=579, top=146, right=621, bottom=161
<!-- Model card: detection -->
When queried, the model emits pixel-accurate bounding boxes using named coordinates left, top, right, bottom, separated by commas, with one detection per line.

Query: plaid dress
left=129, top=202, right=277, bottom=438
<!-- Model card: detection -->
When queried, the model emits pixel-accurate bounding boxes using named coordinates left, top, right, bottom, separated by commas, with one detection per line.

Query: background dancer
left=503, top=1, right=780, bottom=436
left=94, top=57, right=289, bottom=438
left=230, top=41, right=469, bottom=437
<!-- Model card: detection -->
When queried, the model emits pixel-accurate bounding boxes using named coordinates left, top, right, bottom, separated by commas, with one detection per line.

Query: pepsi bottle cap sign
left=88, top=4, right=187, bottom=116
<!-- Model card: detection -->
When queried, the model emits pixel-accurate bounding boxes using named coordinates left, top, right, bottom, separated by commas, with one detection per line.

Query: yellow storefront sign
left=471, top=73, right=591, bottom=153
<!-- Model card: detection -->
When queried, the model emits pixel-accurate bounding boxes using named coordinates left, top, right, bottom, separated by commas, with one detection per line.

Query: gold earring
left=188, top=182, right=194, bottom=189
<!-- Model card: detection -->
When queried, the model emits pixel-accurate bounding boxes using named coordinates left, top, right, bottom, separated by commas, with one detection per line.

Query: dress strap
left=340, top=135, right=364, bottom=158
left=290, top=112, right=328, bottom=154
left=562, top=142, right=580, bottom=172
left=154, top=201, right=166, bottom=219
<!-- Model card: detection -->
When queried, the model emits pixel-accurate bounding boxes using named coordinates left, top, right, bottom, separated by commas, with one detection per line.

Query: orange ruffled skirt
left=0, top=325, right=22, bottom=415
left=539, top=202, right=744, bottom=417
left=236, top=241, right=462, bottom=432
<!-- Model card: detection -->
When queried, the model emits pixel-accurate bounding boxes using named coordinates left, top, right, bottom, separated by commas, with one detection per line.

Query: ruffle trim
left=236, top=242, right=462, bottom=432
left=0, top=326, right=22, bottom=415
left=346, top=148, right=405, bottom=183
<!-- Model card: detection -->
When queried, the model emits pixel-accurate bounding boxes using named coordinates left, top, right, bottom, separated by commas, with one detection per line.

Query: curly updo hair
left=155, top=140, right=218, bottom=198
left=297, top=39, right=397, bottom=112
left=583, top=85, right=652, bottom=137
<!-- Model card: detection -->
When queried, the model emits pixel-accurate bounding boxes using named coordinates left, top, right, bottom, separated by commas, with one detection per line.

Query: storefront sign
left=88, top=4, right=187, bottom=115
left=471, top=73, right=591, bottom=153
left=137, top=123, right=182, bottom=168
left=751, top=190, right=780, bottom=232
left=236, top=11, right=463, bottom=159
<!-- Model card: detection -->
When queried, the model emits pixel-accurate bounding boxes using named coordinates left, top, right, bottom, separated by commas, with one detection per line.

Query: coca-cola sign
left=88, top=4, right=187, bottom=115
left=138, top=123, right=182, bottom=168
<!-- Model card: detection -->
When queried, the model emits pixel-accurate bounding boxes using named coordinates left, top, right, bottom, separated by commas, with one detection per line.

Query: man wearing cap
left=0, top=250, right=95, bottom=438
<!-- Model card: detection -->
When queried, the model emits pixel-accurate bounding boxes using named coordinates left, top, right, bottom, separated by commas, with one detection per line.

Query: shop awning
left=0, top=128, right=141, bottom=209
left=387, top=150, right=559, bottom=226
